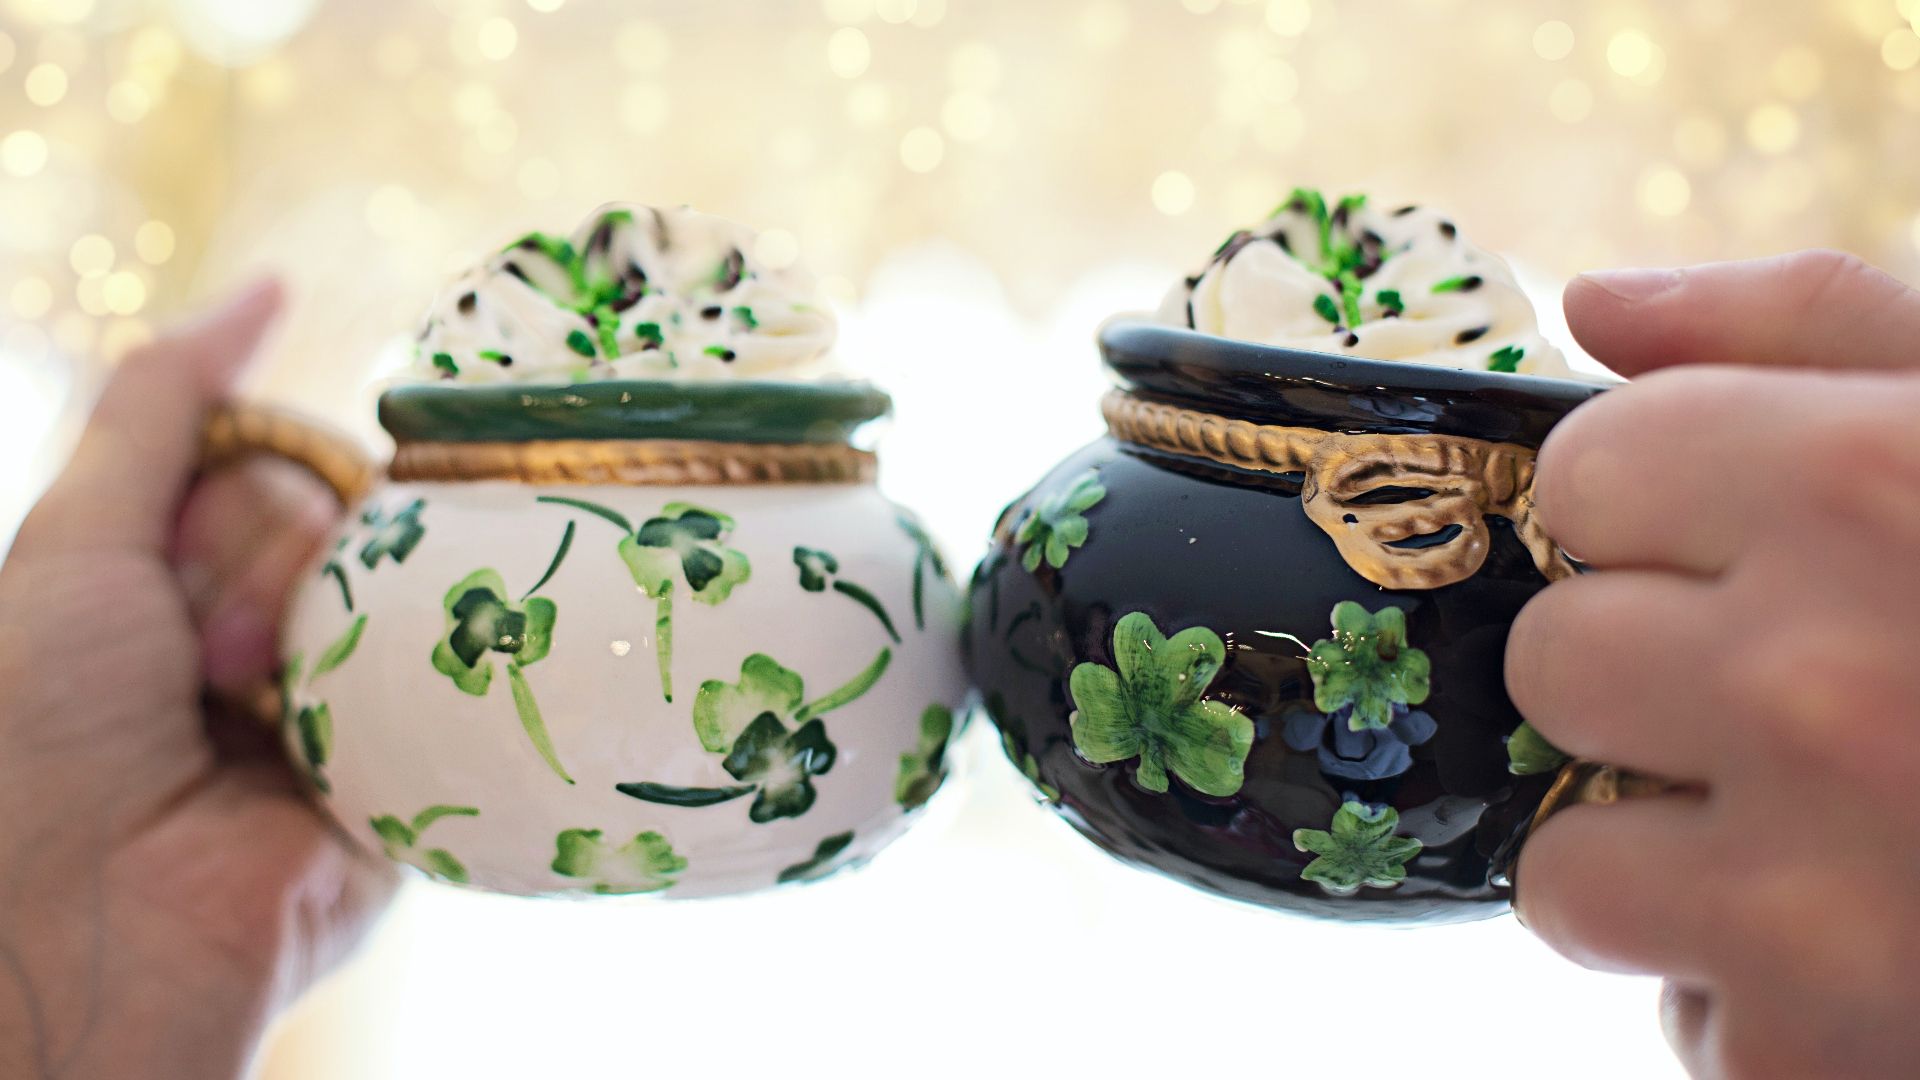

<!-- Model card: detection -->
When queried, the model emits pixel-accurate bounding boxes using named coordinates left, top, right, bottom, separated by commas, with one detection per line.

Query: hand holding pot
left=1511, top=250, right=1920, bottom=1080
left=0, top=281, right=396, bottom=1080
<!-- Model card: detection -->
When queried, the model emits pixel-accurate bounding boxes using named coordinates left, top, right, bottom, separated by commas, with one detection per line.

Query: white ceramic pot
left=233, top=380, right=965, bottom=898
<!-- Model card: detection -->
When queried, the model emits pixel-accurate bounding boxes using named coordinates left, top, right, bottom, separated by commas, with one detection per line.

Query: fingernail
left=1578, top=267, right=1684, bottom=303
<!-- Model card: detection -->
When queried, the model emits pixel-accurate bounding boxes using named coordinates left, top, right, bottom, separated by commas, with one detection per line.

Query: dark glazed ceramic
left=967, top=320, right=1605, bottom=924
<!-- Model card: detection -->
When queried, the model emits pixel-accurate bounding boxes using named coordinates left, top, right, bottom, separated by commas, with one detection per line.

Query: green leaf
left=517, top=597, right=557, bottom=667
left=796, top=647, right=891, bottom=721
left=552, top=828, right=686, bottom=894
left=311, top=615, right=368, bottom=679
left=1488, top=345, right=1525, bottom=373
left=777, top=831, right=855, bottom=884
left=615, top=781, right=757, bottom=807
left=369, top=815, right=415, bottom=852
left=1294, top=800, right=1423, bottom=895
left=296, top=703, right=332, bottom=772
left=421, top=849, right=470, bottom=885
left=1069, top=611, right=1252, bottom=797
left=508, top=662, right=574, bottom=784
left=1506, top=720, right=1571, bottom=776
left=431, top=639, right=493, bottom=696
left=410, top=805, right=480, bottom=833
left=1305, top=601, right=1431, bottom=730
left=693, top=653, right=806, bottom=753
left=793, top=546, right=838, bottom=591
left=1017, top=470, right=1105, bottom=574
left=895, top=704, right=955, bottom=809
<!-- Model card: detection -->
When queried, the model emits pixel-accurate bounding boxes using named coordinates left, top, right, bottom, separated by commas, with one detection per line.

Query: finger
left=172, top=457, right=339, bottom=693
left=1506, top=570, right=1724, bottom=780
left=16, top=279, right=283, bottom=558
left=1515, top=797, right=1717, bottom=979
left=1566, top=250, right=1920, bottom=377
left=1532, top=364, right=1893, bottom=575
left=1660, top=980, right=1713, bottom=1071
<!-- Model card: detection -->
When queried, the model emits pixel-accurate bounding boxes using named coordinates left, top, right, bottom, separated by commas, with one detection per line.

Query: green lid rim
left=377, top=379, right=894, bottom=446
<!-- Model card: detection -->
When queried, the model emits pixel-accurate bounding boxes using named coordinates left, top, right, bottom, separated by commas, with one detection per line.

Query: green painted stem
left=507, top=662, right=575, bottom=784
left=910, top=555, right=926, bottom=631
left=615, top=781, right=755, bottom=807
left=655, top=586, right=674, bottom=703
left=795, top=647, right=892, bottom=722
left=324, top=562, right=354, bottom=613
left=523, top=521, right=576, bottom=599
left=833, top=580, right=901, bottom=644
left=536, top=495, right=634, bottom=535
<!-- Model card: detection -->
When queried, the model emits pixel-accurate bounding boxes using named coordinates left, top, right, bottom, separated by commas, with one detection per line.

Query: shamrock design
left=551, top=828, right=687, bottom=895
left=1293, top=800, right=1423, bottom=895
left=1068, top=611, right=1253, bottom=797
left=1281, top=703, right=1437, bottom=782
left=1506, top=720, right=1570, bottom=776
left=895, top=512, right=949, bottom=631
left=1304, top=601, right=1431, bottom=732
left=538, top=496, right=751, bottom=702
left=617, top=648, right=892, bottom=824
left=794, top=546, right=900, bottom=644
left=777, top=831, right=856, bottom=885
left=359, top=498, right=427, bottom=570
left=894, top=704, right=955, bottom=810
left=430, top=566, right=572, bottom=783
left=281, top=613, right=367, bottom=793
left=1016, top=470, right=1106, bottom=572
left=371, top=805, right=480, bottom=885
left=1001, top=729, right=1060, bottom=803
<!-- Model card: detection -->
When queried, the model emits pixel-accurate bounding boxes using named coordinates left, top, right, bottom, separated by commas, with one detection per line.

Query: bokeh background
left=4, top=0, right=1920, bottom=1076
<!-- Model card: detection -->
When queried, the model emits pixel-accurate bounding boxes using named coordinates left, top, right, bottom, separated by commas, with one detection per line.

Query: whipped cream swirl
left=413, top=204, right=837, bottom=383
left=1155, top=189, right=1570, bottom=377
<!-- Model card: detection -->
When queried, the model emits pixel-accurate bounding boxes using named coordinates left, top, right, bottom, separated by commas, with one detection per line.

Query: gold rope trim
left=389, top=438, right=876, bottom=486
left=1102, top=390, right=1576, bottom=590
left=202, top=404, right=380, bottom=507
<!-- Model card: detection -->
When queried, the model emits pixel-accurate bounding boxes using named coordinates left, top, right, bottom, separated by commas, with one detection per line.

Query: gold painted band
left=1528, top=761, right=1687, bottom=837
left=1100, top=389, right=1575, bottom=590
left=389, top=438, right=876, bottom=485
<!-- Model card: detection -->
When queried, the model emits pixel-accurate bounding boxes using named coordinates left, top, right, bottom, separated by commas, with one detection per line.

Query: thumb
left=1564, top=250, right=1920, bottom=377
left=17, top=278, right=284, bottom=558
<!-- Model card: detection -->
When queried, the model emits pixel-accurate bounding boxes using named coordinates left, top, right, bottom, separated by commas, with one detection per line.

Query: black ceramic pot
left=967, top=320, right=1605, bottom=924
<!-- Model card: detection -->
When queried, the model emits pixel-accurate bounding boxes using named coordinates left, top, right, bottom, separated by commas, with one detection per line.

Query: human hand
left=1509, top=250, right=1920, bottom=1079
left=0, top=281, right=396, bottom=1080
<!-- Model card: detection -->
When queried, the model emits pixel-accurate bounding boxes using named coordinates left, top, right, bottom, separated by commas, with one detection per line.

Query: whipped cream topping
left=1155, top=189, right=1570, bottom=377
left=413, top=204, right=837, bottom=383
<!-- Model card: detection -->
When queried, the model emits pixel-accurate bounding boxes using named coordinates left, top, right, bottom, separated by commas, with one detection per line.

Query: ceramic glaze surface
left=282, top=480, right=965, bottom=898
left=965, top=322, right=1602, bottom=925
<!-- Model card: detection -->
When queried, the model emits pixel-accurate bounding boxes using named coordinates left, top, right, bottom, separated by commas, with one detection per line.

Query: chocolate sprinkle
left=1273, top=232, right=1292, bottom=254
left=1393, top=204, right=1419, bottom=216
left=1344, top=332, right=1360, bottom=347
left=1439, top=221, right=1457, bottom=240
left=457, top=291, right=477, bottom=316
left=503, top=262, right=533, bottom=287
left=701, top=305, right=723, bottom=320
left=715, top=248, right=745, bottom=292
left=1455, top=326, right=1489, bottom=344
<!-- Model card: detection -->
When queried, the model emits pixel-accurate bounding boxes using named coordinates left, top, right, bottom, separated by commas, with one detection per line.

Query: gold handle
left=198, top=403, right=381, bottom=737
left=1529, top=761, right=1684, bottom=835
left=200, top=402, right=380, bottom=509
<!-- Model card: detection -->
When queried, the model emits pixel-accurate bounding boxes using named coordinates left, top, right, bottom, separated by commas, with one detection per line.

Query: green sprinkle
left=1488, top=346, right=1525, bottom=373
left=595, top=314, right=620, bottom=358
left=477, top=349, right=509, bottom=364
left=565, top=329, right=596, bottom=358
left=703, top=345, right=736, bottom=361
left=431, top=352, right=458, bottom=376
left=1337, top=193, right=1368, bottom=215
left=1377, top=289, right=1405, bottom=315
left=732, top=306, right=758, bottom=330
left=633, top=322, right=664, bottom=346
left=1312, top=293, right=1342, bottom=325
left=1340, top=274, right=1363, bottom=327
left=1432, top=275, right=1476, bottom=293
